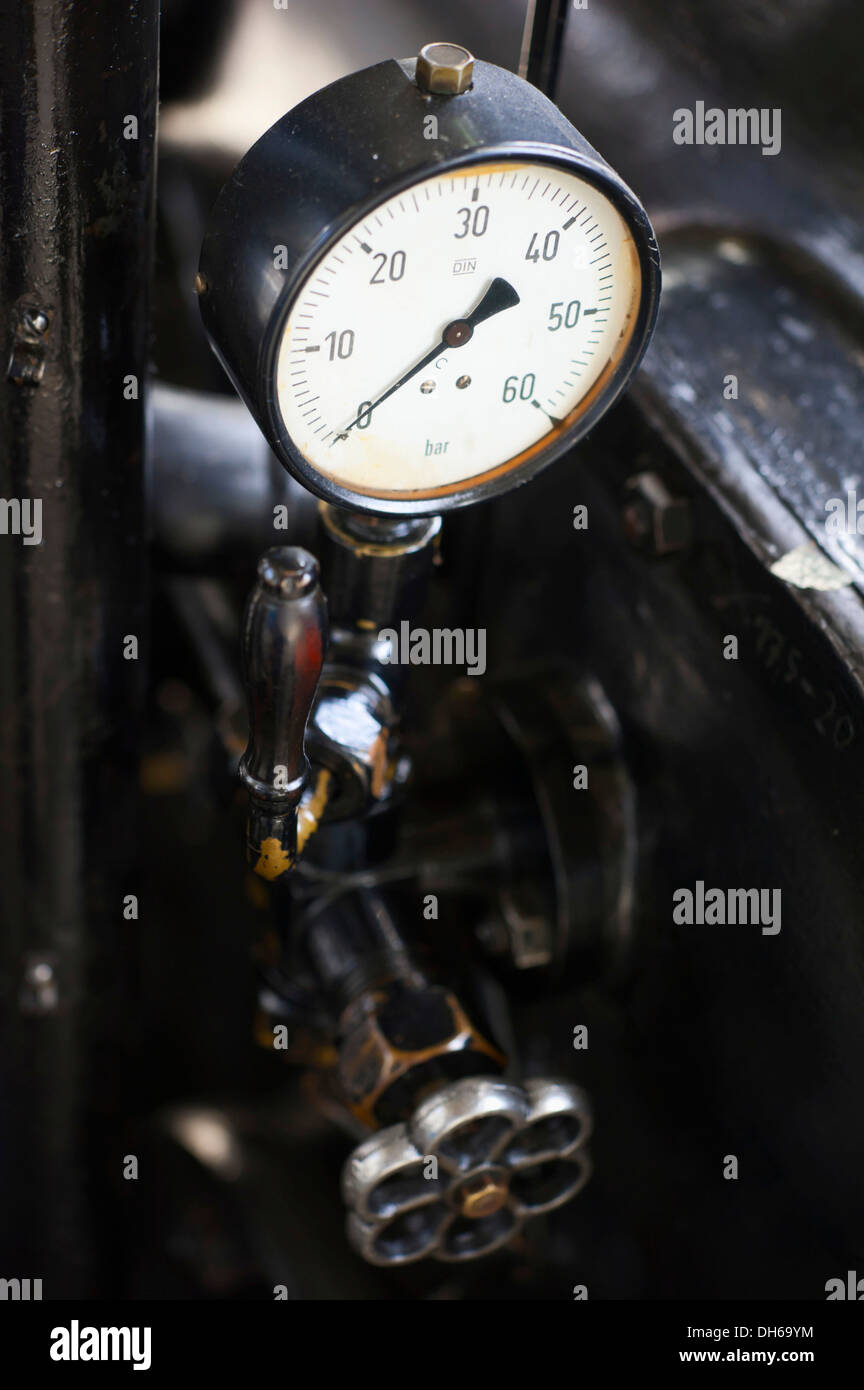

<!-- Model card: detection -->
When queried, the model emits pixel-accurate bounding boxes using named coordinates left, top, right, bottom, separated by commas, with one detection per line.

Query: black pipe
left=149, top=383, right=319, bottom=573
left=0, top=0, right=158, bottom=1295
left=519, top=0, right=570, bottom=98
left=303, top=889, right=425, bottom=1013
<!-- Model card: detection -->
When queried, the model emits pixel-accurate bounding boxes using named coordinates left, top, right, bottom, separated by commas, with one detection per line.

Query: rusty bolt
left=7, top=344, right=46, bottom=386
left=22, top=309, right=49, bottom=336
left=20, top=953, right=60, bottom=1014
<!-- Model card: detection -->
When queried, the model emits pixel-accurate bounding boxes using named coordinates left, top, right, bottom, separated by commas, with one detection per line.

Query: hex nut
left=624, top=471, right=693, bottom=556
left=416, top=43, right=474, bottom=95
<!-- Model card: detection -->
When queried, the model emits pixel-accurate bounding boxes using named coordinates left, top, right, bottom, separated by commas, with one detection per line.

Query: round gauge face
left=274, top=158, right=644, bottom=504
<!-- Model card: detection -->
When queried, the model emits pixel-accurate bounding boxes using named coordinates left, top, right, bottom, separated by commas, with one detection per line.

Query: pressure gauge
left=199, top=45, right=660, bottom=516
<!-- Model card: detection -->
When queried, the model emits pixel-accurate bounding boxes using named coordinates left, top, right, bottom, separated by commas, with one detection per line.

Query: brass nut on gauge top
left=415, top=42, right=474, bottom=95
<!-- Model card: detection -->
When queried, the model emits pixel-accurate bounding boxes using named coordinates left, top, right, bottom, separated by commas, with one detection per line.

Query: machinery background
left=2, top=0, right=864, bottom=1301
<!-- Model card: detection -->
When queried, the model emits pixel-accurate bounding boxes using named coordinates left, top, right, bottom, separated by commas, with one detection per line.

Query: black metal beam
left=519, top=0, right=570, bottom=98
left=0, top=0, right=158, bottom=1294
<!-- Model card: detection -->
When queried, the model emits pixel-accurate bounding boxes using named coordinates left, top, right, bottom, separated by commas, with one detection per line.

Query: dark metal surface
left=148, top=0, right=864, bottom=1301
left=369, top=0, right=864, bottom=1297
left=460, top=243, right=864, bottom=1294
left=5, top=0, right=861, bottom=1303
left=0, top=0, right=158, bottom=1294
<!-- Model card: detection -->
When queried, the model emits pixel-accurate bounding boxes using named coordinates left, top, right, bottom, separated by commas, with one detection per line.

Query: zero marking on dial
left=275, top=160, right=640, bottom=498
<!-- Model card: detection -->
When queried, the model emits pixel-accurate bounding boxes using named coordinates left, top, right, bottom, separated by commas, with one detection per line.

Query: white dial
left=275, top=159, right=641, bottom=501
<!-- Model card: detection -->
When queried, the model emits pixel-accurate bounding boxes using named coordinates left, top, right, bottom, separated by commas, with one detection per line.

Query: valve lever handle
left=239, top=546, right=328, bottom=879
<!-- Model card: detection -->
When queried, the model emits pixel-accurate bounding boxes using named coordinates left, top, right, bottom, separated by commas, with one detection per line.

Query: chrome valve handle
left=238, top=546, right=327, bottom=879
left=342, top=1076, right=592, bottom=1266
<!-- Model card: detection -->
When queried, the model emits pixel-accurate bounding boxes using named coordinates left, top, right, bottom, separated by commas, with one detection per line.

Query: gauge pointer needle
left=334, top=276, right=520, bottom=439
